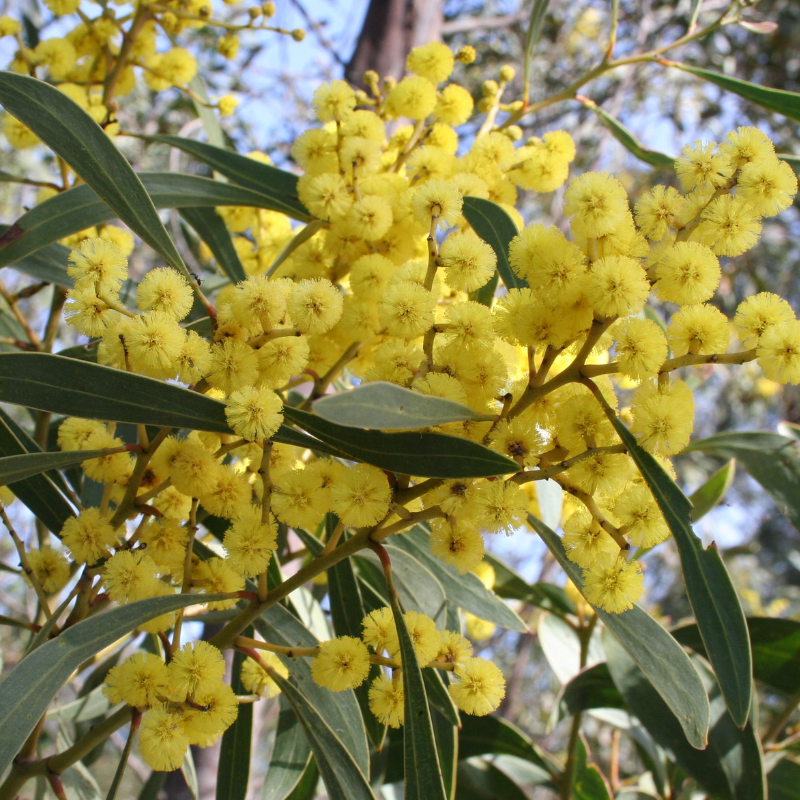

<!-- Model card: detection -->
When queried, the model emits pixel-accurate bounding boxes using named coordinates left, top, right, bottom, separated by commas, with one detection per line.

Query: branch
left=441, top=11, right=527, bottom=35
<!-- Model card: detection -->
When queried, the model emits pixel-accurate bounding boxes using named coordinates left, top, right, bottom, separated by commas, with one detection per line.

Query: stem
left=304, top=340, right=362, bottom=404
left=659, top=348, right=758, bottom=374
left=511, top=444, right=627, bottom=485
left=171, top=498, right=199, bottom=653
left=103, top=6, right=150, bottom=106
left=2, top=508, right=52, bottom=618
left=235, top=636, right=319, bottom=658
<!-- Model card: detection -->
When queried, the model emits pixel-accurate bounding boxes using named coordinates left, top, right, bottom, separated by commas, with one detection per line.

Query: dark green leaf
left=530, top=513, right=710, bottom=749
left=0, top=449, right=111, bottom=486
left=524, top=0, right=551, bottom=64
left=312, top=382, right=477, bottom=430
left=580, top=98, right=675, bottom=169
left=689, top=458, right=736, bottom=522
left=469, top=270, right=499, bottom=307
left=391, top=589, right=447, bottom=800
left=217, top=649, right=252, bottom=800
left=455, top=758, right=528, bottom=800
left=573, top=735, right=612, bottom=800
left=461, top=197, right=525, bottom=291
left=47, top=686, right=113, bottom=723
left=284, top=758, right=319, bottom=800
left=392, top=527, right=526, bottom=632
left=0, top=173, right=302, bottom=270
left=180, top=206, right=246, bottom=284
left=266, top=671, right=375, bottom=800
left=605, top=631, right=766, bottom=800
left=0, top=593, right=228, bottom=777
left=424, top=666, right=460, bottom=728
left=142, top=135, right=312, bottom=221
left=260, top=698, right=312, bottom=800
left=768, top=758, right=800, bottom=800
left=283, top=406, right=519, bottom=478
left=685, top=432, right=800, bottom=531
left=550, top=663, right=626, bottom=728
left=672, top=617, right=800, bottom=695
left=57, top=341, right=99, bottom=362
left=602, top=411, right=752, bottom=728
left=431, top=702, right=458, bottom=800
left=671, top=62, right=800, bottom=123
left=0, top=73, right=185, bottom=274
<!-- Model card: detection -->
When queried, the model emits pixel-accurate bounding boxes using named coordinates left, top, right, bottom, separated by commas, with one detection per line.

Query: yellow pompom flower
left=387, top=75, right=437, bottom=120
left=613, top=486, right=670, bottom=548
left=439, top=229, right=496, bottom=292
left=436, top=630, right=473, bottom=666
left=349, top=254, right=395, bottom=299
left=756, top=320, right=800, bottom=384
left=465, top=612, right=495, bottom=641
left=288, top=278, right=343, bottom=335
left=231, top=275, right=288, bottom=330
left=61, top=508, right=118, bottom=565
left=177, top=331, right=213, bottom=384
left=737, top=156, right=798, bottom=217
left=631, top=378, right=695, bottom=456
left=562, top=508, right=618, bottom=568
left=104, top=653, right=169, bottom=708
left=292, top=129, right=338, bottom=175
left=257, top=336, right=310, bottom=389
left=183, top=682, right=239, bottom=746
left=613, top=317, right=667, bottom=380
left=34, top=38, right=77, bottom=80
left=489, top=418, right=544, bottom=467
left=667, top=303, right=730, bottom=357
left=141, top=517, right=190, bottom=571
left=138, top=706, right=189, bottom=772
left=136, top=268, right=194, bottom=320
left=200, top=466, right=252, bottom=519
left=654, top=241, right=720, bottom=305
left=298, top=173, right=353, bottom=221
left=311, top=636, right=371, bottom=691
left=449, top=657, right=505, bottom=716
left=568, top=451, right=633, bottom=495
left=102, top=551, right=160, bottom=604
left=556, top=394, right=617, bottom=454
left=3, top=116, right=39, bottom=149
left=126, top=313, right=185, bottom=379
left=582, top=554, right=644, bottom=613
left=693, top=195, right=762, bottom=257
left=0, top=16, right=21, bottom=36
left=434, top=84, right=474, bottom=126
left=470, top=481, right=529, bottom=535
left=394, top=610, right=441, bottom=665
left=44, top=0, right=79, bottom=15
left=508, top=146, right=570, bottom=193
left=144, top=48, right=197, bottom=90
left=369, top=674, right=405, bottom=728
left=674, top=140, right=733, bottom=192
left=207, top=339, right=260, bottom=394
left=412, top=178, right=463, bottom=229
left=341, top=109, right=385, bottom=141
left=67, top=238, right=128, bottom=289
left=272, top=468, right=327, bottom=529
left=429, top=518, right=485, bottom=574
left=223, top=506, right=278, bottom=577
left=585, top=256, right=650, bottom=319
left=218, top=95, right=238, bottom=117
left=331, top=463, right=391, bottom=527
left=166, top=641, right=226, bottom=701
left=406, top=41, right=454, bottom=83
left=734, top=292, right=796, bottom=349
left=26, top=547, right=70, bottom=593
left=225, top=385, right=283, bottom=441
left=563, top=172, right=630, bottom=238
left=346, top=195, right=393, bottom=241
left=508, top=224, right=586, bottom=293
left=57, top=417, right=106, bottom=451
left=312, top=80, right=356, bottom=122
left=362, top=607, right=397, bottom=655
left=634, top=185, right=686, bottom=241
left=169, top=440, right=219, bottom=497
left=378, top=281, right=436, bottom=339
left=241, top=653, right=288, bottom=698
left=719, top=126, right=775, bottom=169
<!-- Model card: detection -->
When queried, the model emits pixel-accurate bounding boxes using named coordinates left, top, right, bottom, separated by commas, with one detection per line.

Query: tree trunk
left=345, top=0, right=444, bottom=87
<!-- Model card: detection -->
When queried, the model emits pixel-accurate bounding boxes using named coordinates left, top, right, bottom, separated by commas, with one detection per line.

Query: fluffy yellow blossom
left=331, top=464, right=391, bottom=527
left=449, top=657, right=505, bottom=715
left=654, top=242, right=720, bottom=305
left=137, top=268, right=194, bottom=320
left=429, top=518, right=485, bottom=574
left=756, top=320, right=800, bottom=384
left=735, top=292, right=796, bottom=348
left=311, top=637, right=371, bottom=691
left=225, top=385, right=284, bottom=441
left=104, top=653, right=169, bottom=708
left=369, top=674, right=405, bottom=728
left=167, top=641, right=226, bottom=701
left=223, top=506, right=278, bottom=577
left=582, top=554, right=644, bottom=613
left=26, top=547, right=70, bottom=594
left=61, top=508, right=118, bottom=565
left=241, top=653, right=288, bottom=698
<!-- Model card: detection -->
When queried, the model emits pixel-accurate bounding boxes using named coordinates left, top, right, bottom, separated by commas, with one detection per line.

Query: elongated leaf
left=670, top=62, right=800, bottom=122
left=284, top=759, right=318, bottom=800
left=0, top=173, right=300, bottom=269
left=685, top=432, right=800, bottom=530
left=688, top=0, right=704, bottom=30
left=217, top=649, right=252, bottom=800
left=180, top=206, right=246, bottom=284
left=0, top=411, right=75, bottom=534
left=267, top=670, right=375, bottom=800
left=689, top=459, right=736, bottom=522
left=313, top=382, right=477, bottom=430
left=48, top=685, right=114, bottom=724
left=530, top=514, right=710, bottom=749
left=550, top=663, right=626, bottom=728
left=456, top=758, right=529, bottom=800
left=535, top=478, right=563, bottom=531
left=189, top=75, right=225, bottom=148
left=461, top=196, right=525, bottom=291
left=768, top=758, right=800, bottom=800
left=0, top=73, right=185, bottom=275
left=392, top=527, right=526, bottom=632
left=524, top=0, right=551, bottom=62
left=391, top=588, right=447, bottom=800
left=424, top=666, right=460, bottom=728
left=0, top=593, right=227, bottom=777
left=469, top=270, right=499, bottom=307
left=283, top=406, right=518, bottom=478
left=0, top=226, right=70, bottom=286
left=603, top=412, right=752, bottom=728
left=431, top=705, right=457, bottom=800
left=260, top=698, right=312, bottom=800
left=605, top=631, right=765, bottom=800
left=574, top=735, right=612, bottom=800
left=142, top=135, right=312, bottom=221
left=0, top=449, right=111, bottom=486
left=105, top=714, right=137, bottom=800
left=580, top=98, right=675, bottom=169
left=673, top=617, right=800, bottom=695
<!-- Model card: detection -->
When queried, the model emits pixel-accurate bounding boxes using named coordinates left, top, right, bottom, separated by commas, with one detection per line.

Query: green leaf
left=260, top=697, right=312, bottom=800
left=283, top=406, right=519, bottom=478
left=284, top=759, right=319, bottom=800
left=0, top=73, right=185, bottom=275
left=266, top=670, right=375, bottom=800
left=455, top=758, right=529, bottom=800
left=104, top=713, right=136, bottom=800
left=431, top=699, right=458, bottom=799
left=605, top=631, right=766, bottom=800
left=670, top=62, right=800, bottom=122
left=601, top=411, right=752, bottom=728
left=142, top=135, right=312, bottom=221
left=217, top=649, right=252, bottom=800
left=768, top=758, right=800, bottom=800
left=47, top=686, right=114, bottom=724
left=469, top=270, right=499, bottom=308
left=0, top=410, right=75, bottom=534
left=672, top=617, right=800, bottom=695
left=461, top=196, right=525, bottom=291
left=688, top=0, right=704, bottom=30
left=529, top=513, right=710, bottom=749
left=0, top=593, right=228, bottom=777
left=689, top=458, right=736, bottom=522
left=580, top=97, right=675, bottom=169
left=312, top=382, right=477, bottom=430
left=524, top=0, right=551, bottom=62
left=538, top=612, right=604, bottom=684
left=390, top=588, right=448, bottom=800
left=0, top=173, right=301, bottom=270
left=180, top=206, right=246, bottom=284
left=392, top=527, right=527, bottom=632
left=0, top=449, right=111, bottom=486
left=424, top=666, right=460, bottom=728
left=0, top=227, right=70, bottom=286
left=573, top=735, right=612, bottom=800
left=684, top=432, right=800, bottom=531
left=189, top=75, right=225, bottom=148
left=550, top=663, right=626, bottom=728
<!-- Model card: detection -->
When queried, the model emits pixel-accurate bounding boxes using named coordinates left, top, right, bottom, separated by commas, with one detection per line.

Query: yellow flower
left=757, top=320, right=800, bottom=384
left=439, top=229, right=496, bottom=292
left=412, top=178, right=463, bottom=229
left=26, top=547, right=70, bottom=593
left=562, top=508, right=618, bottom=568
left=67, top=238, right=128, bottom=289
left=634, top=185, right=686, bottom=241
left=223, top=505, right=278, bottom=578
left=241, top=653, right=288, bottom=697
left=369, top=674, right=405, bottom=728
left=449, top=657, right=505, bottom=716
left=737, top=156, right=798, bottom=217
left=44, top=0, right=79, bottom=15
left=693, top=195, right=762, bottom=257
left=225, top=385, right=284, bottom=441
left=298, top=173, right=353, bottom=222
left=33, top=38, right=76, bottom=80
left=509, top=224, right=586, bottom=294
left=125, top=313, right=186, bottom=380
left=177, top=331, right=213, bottom=384
left=218, top=95, right=238, bottom=117
left=193, top=557, right=244, bottom=610
left=2, top=115, right=39, bottom=149
left=563, top=172, right=630, bottom=238
left=288, top=278, right=343, bottom=335
left=582, top=554, right=644, bottom=613
left=613, top=486, right=669, bottom=548
left=140, top=518, right=190, bottom=571
left=434, top=84, right=474, bottom=126
left=169, top=440, right=219, bottom=497
left=613, top=317, right=667, bottom=380
left=387, top=75, right=437, bottom=120
left=166, top=641, right=226, bottom=701
left=207, top=339, right=260, bottom=394
left=393, top=610, right=441, bottom=665
left=675, top=140, right=733, bottom=192
left=331, top=463, right=391, bottom=527
left=200, top=466, right=252, bottom=519
left=272, top=468, right=327, bottom=529
left=349, top=254, right=395, bottom=299
left=0, top=16, right=21, bottom=37
left=429, top=518, right=485, bottom=574
left=465, top=612, right=495, bottom=641
left=654, top=242, right=720, bottom=305
left=138, top=705, right=189, bottom=772
left=344, top=195, right=393, bottom=241
left=362, top=607, right=397, bottom=655
left=104, top=653, right=169, bottom=708
left=406, top=41, right=454, bottom=83
left=667, top=303, right=730, bottom=357
left=311, top=636, right=371, bottom=691
left=436, top=630, right=473, bottom=666
left=719, top=126, right=775, bottom=170
left=182, top=682, right=239, bottom=745
left=631, top=378, right=695, bottom=456
left=488, top=418, right=544, bottom=467
left=378, top=281, right=436, bottom=339
left=312, top=80, right=356, bottom=122
left=734, top=292, right=796, bottom=349
left=137, top=268, right=194, bottom=320
left=102, top=551, right=160, bottom=604
left=584, top=256, right=650, bottom=319
left=60, top=508, right=118, bottom=565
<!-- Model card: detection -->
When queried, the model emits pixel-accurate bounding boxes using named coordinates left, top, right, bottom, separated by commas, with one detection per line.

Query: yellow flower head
left=27, top=547, right=70, bottom=594
left=585, top=256, right=650, bottom=320
left=272, top=468, right=327, bottom=529
left=719, top=126, right=775, bottom=170
left=582, top=554, right=644, bottom=613
left=167, top=640, right=226, bottom=701
left=34, top=38, right=76, bottom=80
left=137, top=268, right=194, bottom=321
left=634, top=185, right=685, bottom=241
left=225, top=385, right=283, bottom=442
left=298, top=173, right=353, bottom=222
left=407, top=41, right=454, bottom=83
left=562, top=508, right=618, bottom=568
left=102, top=550, right=160, bottom=604
left=139, top=705, right=190, bottom=772
left=241, top=653, right=288, bottom=698
left=288, top=278, right=343, bottom=335
left=331, top=463, right=391, bottom=527
left=693, top=195, right=762, bottom=257
left=631, top=378, right=695, bottom=456
left=183, top=681, right=239, bottom=745
left=564, top=172, right=630, bottom=238
left=449, top=657, right=505, bottom=716
left=434, top=84, right=474, bottom=126
left=362, top=606, right=397, bottom=655
left=654, top=241, right=720, bottom=305
left=613, top=317, right=667, bottom=381
left=613, top=486, right=669, bottom=548
left=737, top=156, right=798, bottom=217
left=439, top=229, right=496, bottom=292
left=675, top=140, right=733, bottom=192
left=312, top=80, right=356, bottom=122
left=667, top=303, right=730, bottom=357
left=387, top=75, right=437, bottom=120
left=223, top=505, right=278, bottom=578
left=429, top=518, right=484, bottom=574
left=104, top=653, right=169, bottom=708
left=756, top=320, right=800, bottom=384
left=207, top=339, right=260, bottom=394
left=311, top=636, right=371, bottom=691
left=734, top=292, right=796, bottom=349
left=60, top=508, right=118, bottom=565
left=369, top=673, right=405, bottom=728
left=200, top=466, right=251, bottom=519
left=67, top=237, right=128, bottom=289
left=126, top=312, right=186, bottom=380
left=412, top=178, right=463, bottom=229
